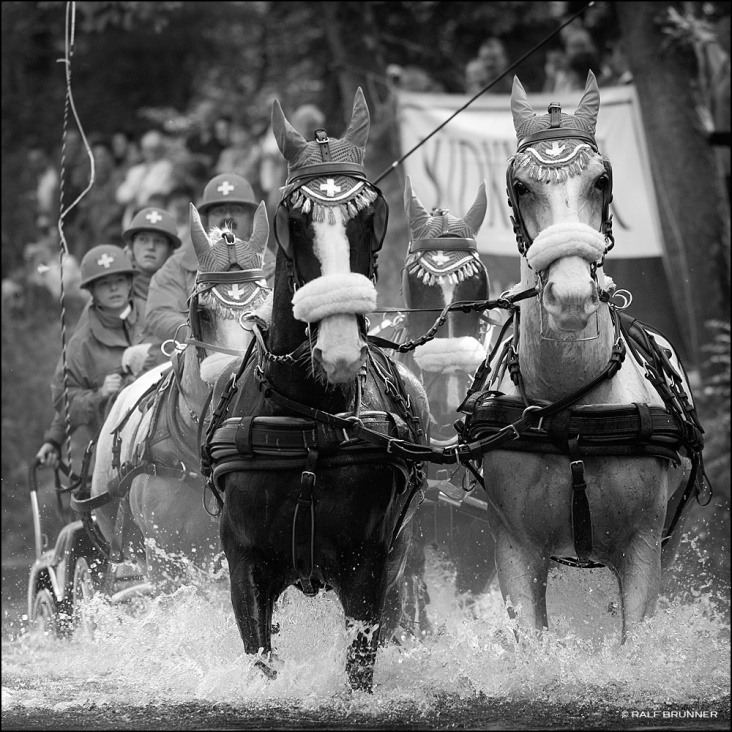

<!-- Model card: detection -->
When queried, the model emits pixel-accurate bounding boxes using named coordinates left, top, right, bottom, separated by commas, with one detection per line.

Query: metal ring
left=611, top=289, right=633, bottom=310
left=161, top=339, right=184, bottom=357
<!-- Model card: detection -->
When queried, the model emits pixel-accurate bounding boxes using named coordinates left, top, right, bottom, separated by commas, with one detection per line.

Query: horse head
left=271, top=88, right=388, bottom=384
left=189, top=202, right=270, bottom=382
left=508, top=71, right=613, bottom=334
left=402, top=176, right=489, bottom=438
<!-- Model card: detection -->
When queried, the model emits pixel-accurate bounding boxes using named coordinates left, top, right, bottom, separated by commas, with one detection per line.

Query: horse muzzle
left=312, top=314, right=368, bottom=383
left=542, top=273, right=600, bottom=332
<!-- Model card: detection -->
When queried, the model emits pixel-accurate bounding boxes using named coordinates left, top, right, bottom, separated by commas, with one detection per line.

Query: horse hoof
left=347, top=672, right=374, bottom=694
left=255, top=659, right=278, bottom=680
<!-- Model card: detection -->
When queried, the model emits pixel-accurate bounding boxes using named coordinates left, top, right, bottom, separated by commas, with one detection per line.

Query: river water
left=2, top=537, right=730, bottom=730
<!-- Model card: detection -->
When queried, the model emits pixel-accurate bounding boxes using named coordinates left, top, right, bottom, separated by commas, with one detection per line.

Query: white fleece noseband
left=292, top=272, right=377, bottom=323
left=413, top=336, right=486, bottom=374
left=527, top=222, right=606, bottom=272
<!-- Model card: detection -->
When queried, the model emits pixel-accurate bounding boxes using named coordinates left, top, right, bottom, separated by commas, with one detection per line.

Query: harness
left=460, top=102, right=707, bottom=566
left=202, top=333, right=425, bottom=596
left=506, top=103, right=615, bottom=259
left=69, top=234, right=269, bottom=560
left=202, top=130, right=427, bottom=595
left=273, top=129, right=388, bottom=289
left=187, top=229, right=269, bottom=361
left=201, top=113, right=710, bottom=581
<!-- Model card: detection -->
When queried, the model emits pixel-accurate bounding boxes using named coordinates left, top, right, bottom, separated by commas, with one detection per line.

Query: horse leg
left=337, top=549, right=389, bottom=693
left=453, top=515, right=496, bottom=599
left=389, top=518, right=431, bottom=640
left=225, top=541, right=279, bottom=678
left=611, top=531, right=662, bottom=643
left=494, top=527, right=551, bottom=635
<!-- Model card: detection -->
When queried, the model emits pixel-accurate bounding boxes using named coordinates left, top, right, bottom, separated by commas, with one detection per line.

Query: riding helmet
left=122, top=207, right=182, bottom=249
left=198, top=173, right=258, bottom=216
left=80, top=244, right=139, bottom=289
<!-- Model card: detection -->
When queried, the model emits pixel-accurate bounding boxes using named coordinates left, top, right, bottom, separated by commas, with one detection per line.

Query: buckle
left=521, top=404, right=545, bottom=431
left=300, top=470, right=316, bottom=489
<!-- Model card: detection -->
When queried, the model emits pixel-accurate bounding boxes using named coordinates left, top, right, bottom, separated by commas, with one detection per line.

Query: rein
left=368, top=288, right=537, bottom=353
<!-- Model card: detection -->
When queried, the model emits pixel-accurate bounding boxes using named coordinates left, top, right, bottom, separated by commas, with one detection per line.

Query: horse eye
left=197, top=309, right=212, bottom=324
left=594, top=175, right=609, bottom=192
left=514, top=181, right=529, bottom=196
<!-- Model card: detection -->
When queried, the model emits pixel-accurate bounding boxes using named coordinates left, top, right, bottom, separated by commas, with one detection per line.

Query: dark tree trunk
left=617, top=2, right=729, bottom=378
left=320, top=1, right=410, bottom=307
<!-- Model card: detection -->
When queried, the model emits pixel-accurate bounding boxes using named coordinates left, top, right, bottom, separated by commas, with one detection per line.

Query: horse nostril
left=543, top=282, right=556, bottom=308
left=359, top=345, right=368, bottom=364
left=312, top=347, right=324, bottom=365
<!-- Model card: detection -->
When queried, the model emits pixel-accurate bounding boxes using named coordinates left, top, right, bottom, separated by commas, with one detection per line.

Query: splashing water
left=2, top=540, right=729, bottom=721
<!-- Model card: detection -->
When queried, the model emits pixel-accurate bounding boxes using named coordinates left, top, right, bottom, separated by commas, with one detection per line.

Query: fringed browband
left=406, top=249, right=483, bottom=287
left=512, top=141, right=596, bottom=184
left=287, top=179, right=379, bottom=226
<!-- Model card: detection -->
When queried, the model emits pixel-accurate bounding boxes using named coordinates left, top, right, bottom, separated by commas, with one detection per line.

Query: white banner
left=396, top=85, right=664, bottom=258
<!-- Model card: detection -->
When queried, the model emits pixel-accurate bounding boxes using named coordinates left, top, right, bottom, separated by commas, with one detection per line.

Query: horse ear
left=190, top=203, right=211, bottom=264
left=343, top=87, right=370, bottom=149
left=248, top=202, right=269, bottom=259
left=511, top=75, right=536, bottom=134
left=271, top=98, right=308, bottom=162
left=463, top=180, right=488, bottom=236
left=404, top=175, right=431, bottom=240
left=573, top=70, right=600, bottom=134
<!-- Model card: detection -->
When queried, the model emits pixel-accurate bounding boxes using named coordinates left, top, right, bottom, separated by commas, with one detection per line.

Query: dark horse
left=396, top=177, right=496, bottom=629
left=203, top=89, right=430, bottom=692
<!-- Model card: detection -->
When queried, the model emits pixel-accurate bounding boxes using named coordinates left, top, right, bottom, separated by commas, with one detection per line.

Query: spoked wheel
left=72, top=557, right=96, bottom=635
left=31, top=588, right=59, bottom=637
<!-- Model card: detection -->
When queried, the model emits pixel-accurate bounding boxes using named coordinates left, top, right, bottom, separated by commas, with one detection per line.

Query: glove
left=121, top=343, right=153, bottom=376
left=36, top=442, right=60, bottom=470
left=100, top=373, right=123, bottom=397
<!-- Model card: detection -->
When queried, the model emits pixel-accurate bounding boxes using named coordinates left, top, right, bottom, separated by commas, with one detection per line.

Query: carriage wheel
left=72, top=557, right=96, bottom=635
left=31, top=588, right=59, bottom=637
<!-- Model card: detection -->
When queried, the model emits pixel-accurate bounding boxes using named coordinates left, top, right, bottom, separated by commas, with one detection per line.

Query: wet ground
left=2, top=545, right=730, bottom=731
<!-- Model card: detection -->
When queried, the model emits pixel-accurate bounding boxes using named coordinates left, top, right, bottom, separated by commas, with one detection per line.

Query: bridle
left=272, top=128, right=389, bottom=291
left=505, top=102, right=615, bottom=261
left=187, top=230, right=270, bottom=361
left=401, top=209, right=487, bottom=308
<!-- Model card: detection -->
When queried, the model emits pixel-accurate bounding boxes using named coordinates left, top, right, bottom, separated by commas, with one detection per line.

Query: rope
left=56, top=1, right=96, bottom=475
left=373, top=1, right=596, bottom=184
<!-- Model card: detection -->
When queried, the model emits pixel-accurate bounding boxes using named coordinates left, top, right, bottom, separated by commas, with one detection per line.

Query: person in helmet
left=35, top=245, right=156, bottom=468
left=145, top=173, right=274, bottom=342
left=122, top=206, right=181, bottom=300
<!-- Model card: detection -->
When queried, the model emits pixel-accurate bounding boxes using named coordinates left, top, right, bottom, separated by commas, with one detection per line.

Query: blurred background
left=2, top=1, right=729, bottom=583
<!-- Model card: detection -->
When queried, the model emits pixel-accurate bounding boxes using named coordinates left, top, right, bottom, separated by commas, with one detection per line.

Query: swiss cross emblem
left=320, top=179, right=341, bottom=197
left=431, top=252, right=450, bottom=265
left=97, top=253, right=115, bottom=268
left=217, top=180, right=235, bottom=196
left=229, top=284, right=245, bottom=300
left=546, top=141, right=566, bottom=157
left=146, top=210, right=163, bottom=224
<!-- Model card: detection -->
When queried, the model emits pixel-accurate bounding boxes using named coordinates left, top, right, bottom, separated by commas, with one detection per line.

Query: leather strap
left=409, top=238, right=477, bottom=253
left=286, top=162, right=367, bottom=184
